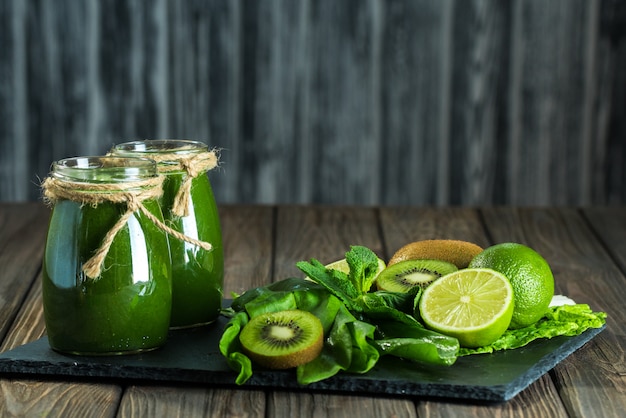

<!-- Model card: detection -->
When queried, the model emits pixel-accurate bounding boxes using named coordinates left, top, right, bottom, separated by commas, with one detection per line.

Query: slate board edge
left=0, top=352, right=507, bottom=403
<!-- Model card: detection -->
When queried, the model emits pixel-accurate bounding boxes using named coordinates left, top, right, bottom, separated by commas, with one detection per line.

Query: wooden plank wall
left=0, top=0, right=625, bottom=206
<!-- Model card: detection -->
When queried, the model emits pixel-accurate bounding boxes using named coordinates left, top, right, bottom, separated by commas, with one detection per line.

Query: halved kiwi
left=375, top=259, right=458, bottom=292
left=239, top=310, right=324, bottom=369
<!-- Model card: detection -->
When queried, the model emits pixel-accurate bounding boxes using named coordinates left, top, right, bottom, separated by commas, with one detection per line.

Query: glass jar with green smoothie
left=110, top=140, right=224, bottom=328
left=41, top=156, right=172, bottom=355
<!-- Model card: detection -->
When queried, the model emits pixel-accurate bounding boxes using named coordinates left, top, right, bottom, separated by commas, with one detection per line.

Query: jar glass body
left=111, top=140, right=224, bottom=328
left=42, top=157, right=172, bottom=355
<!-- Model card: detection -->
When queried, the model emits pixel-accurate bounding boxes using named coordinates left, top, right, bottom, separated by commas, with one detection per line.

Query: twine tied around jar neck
left=41, top=175, right=213, bottom=280
left=144, top=150, right=219, bottom=217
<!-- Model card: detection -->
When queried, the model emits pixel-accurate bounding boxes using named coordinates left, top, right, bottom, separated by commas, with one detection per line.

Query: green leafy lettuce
left=459, top=303, right=607, bottom=356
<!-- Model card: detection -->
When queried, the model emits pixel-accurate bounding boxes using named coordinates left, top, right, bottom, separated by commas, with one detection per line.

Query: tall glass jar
left=110, top=140, right=224, bottom=328
left=41, top=156, right=172, bottom=355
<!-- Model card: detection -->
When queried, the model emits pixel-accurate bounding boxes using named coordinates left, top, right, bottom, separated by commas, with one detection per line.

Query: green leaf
left=296, top=259, right=360, bottom=308
left=345, top=245, right=380, bottom=294
left=243, top=291, right=298, bottom=318
left=230, top=277, right=323, bottom=312
left=374, top=319, right=459, bottom=366
left=297, top=304, right=380, bottom=384
left=359, top=294, right=424, bottom=328
left=459, top=304, right=607, bottom=356
left=345, top=319, right=380, bottom=373
left=359, top=288, right=421, bottom=315
left=292, top=291, right=339, bottom=332
left=218, top=311, right=253, bottom=385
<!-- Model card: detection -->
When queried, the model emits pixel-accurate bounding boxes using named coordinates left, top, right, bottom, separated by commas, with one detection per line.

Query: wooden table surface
left=0, top=203, right=624, bottom=417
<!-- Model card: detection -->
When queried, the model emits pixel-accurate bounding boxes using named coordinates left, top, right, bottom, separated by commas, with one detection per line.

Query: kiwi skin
left=375, top=259, right=458, bottom=292
left=388, top=239, right=483, bottom=269
left=239, top=310, right=324, bottom=369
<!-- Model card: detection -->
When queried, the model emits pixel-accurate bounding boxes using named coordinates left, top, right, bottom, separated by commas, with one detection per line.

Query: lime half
left=418, top=268, right=514, bottom=348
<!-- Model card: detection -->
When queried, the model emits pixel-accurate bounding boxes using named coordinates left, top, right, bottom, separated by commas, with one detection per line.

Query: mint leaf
left=296, top=259, right=360, bottom=310
left=345, top=245, right=380, bottom=294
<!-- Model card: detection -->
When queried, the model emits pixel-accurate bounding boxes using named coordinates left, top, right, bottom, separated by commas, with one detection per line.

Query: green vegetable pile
left=218, top=245, right=607, bottom=385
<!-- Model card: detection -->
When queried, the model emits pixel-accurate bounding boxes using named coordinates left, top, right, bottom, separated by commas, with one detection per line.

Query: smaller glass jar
left=110, top=140, right=224, bottom=329
left=41, top=156, right=172, bottom=355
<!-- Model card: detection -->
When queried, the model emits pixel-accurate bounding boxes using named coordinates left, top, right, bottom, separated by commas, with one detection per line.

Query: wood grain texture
left=575, top=207, right=626, bottom=381
left=0, top=271, right=45, bottom=352
left=0, top=203, right=48, bottom=344
left=118, top=386, right=265, bottom=418
left=380, top=0, right=453, bottom=205
left=0, top=0, right=27, bottom=201
left=582, top=207, right=626, bottom=272
left=220, top=204, right=274, bottom=295
left=168, top=1, right=242, bottom=204
left=555, top=339, right=625, bottom=418
left=273, top=205, right=383, bottom=279
left=448, top=0, right=508, bottom=205
left=268, top=392, right=417, bottom=418
left=0, top=380, right=121, bottom=418
left=418, top=375, right=569, bottom=417
left=507, top=1, right=600, bottom=205
left=1, top=0, right=624, bottom=206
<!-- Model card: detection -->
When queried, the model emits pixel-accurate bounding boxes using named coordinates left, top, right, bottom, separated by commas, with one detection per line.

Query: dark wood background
left=1, top=0, right=625, bottom=206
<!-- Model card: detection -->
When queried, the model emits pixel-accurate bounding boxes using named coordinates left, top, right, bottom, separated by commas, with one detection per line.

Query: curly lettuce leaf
left=459, top=304, right=607, bottom=356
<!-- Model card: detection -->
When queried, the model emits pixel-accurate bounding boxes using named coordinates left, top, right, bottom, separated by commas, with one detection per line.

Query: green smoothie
left=111, top=140, right=224, bottom=328
left=161, top=170, right=224, bottom=327
left=42, top=157, right=172, bottom=355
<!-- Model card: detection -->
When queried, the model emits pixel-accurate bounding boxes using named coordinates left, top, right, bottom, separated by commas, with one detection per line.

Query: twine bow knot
left=169, top=151, right=218, bottom=217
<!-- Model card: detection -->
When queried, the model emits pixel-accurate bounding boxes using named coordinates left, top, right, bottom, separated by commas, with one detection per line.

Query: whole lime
left=468, top=243, right=554, bottom=329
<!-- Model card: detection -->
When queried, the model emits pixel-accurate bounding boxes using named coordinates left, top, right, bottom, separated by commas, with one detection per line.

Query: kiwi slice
left=239, top=310, right=324, bottom=369
left=375, top=259, right=458, bottom=292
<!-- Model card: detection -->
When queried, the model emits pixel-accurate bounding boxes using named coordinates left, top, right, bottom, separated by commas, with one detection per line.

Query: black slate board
left=0, top=316, right=605, bottom=403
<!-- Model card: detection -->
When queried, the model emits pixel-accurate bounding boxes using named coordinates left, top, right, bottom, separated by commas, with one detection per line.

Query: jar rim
left=111, top=139, right=209, bottom=155
left=51, top=156, right=158, bottom=183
